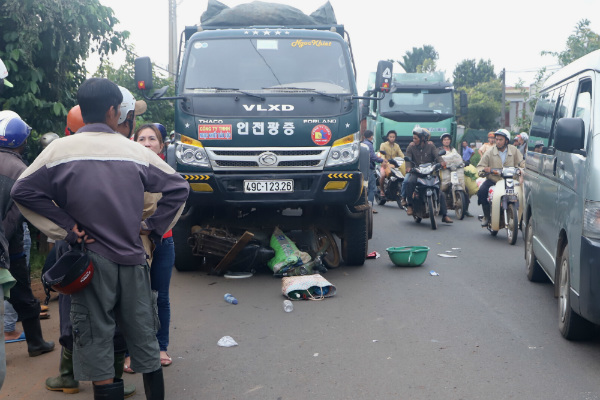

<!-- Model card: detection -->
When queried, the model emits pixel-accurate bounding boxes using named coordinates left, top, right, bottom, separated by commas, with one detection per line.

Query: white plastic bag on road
left=218, top=336, right=238, bottom=347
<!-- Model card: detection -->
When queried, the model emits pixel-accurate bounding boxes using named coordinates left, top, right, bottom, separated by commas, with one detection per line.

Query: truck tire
left=173, top=215, right=200, bottom=272
left=341, top=211, right=368, bottom=266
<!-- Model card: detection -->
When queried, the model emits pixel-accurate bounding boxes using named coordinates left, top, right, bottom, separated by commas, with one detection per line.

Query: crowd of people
left=0, top=60, right=188, bottom=400
left=362, top=125, right=528, bottom=226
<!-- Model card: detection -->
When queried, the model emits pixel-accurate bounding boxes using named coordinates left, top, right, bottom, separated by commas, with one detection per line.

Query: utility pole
left=168, top=0, right=177, bottom=78
left=501, top=68, right=506, bottom=128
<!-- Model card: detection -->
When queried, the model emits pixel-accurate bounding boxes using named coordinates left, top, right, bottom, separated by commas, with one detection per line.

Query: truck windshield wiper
left=263, top=86, right=339, bottom=100
left=186, top=87, right=265, bottom=101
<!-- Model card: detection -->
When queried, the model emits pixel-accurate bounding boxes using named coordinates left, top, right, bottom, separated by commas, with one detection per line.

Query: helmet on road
left=154, top=123, right=167, bottom=142
left=0, top=111, right=32, bottom=148
left=412, top=126, right=430, bottom=142
left=440, top=133, right=451, bottom=141
left=40, top=132, right=60, bottom=148
left=494, top=129, right=511, bottom=141
left=66, top=105, right=84, bottom=135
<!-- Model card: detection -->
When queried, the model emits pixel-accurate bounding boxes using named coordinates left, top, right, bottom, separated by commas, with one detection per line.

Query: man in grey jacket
left=11, top=78, right=189, bottom=399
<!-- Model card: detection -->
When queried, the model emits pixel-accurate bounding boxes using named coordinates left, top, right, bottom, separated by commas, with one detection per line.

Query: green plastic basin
left=386, top=246, right=430, bottom=267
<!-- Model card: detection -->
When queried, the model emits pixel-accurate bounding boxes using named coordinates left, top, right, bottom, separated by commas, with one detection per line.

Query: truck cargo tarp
left=201, top=0, right=337, bottom=27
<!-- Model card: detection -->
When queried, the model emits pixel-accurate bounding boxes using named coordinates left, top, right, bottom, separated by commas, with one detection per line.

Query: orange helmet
left=66, top=105, right=84, bottom=135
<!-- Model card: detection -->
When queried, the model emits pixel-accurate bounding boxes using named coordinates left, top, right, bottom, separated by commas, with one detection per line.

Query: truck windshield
left=381, top=90, right=454, bottom=114
left=182, top=38, right=352, bottom=94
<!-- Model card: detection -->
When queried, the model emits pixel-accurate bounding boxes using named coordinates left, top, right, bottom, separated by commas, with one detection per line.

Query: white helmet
left=117, top=86, right=147, bottom=125
left=118, top=86, right=136, bottom=125
left=40, top=132, right=60, bottom=148
left=0, top=58, right=12, bottom=88
left=494, top=129, right=511, bottom=141
left=520, top=132, right=529, bottom=141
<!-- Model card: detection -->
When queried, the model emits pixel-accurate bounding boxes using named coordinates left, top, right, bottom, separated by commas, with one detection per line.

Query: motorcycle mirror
left=438, top=149, right=447, bottom=156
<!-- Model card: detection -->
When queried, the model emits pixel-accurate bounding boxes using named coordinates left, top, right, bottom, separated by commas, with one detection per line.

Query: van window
left=573, top=79, right=592, bottom=147
left=531, top=90, right=556, bottom=141
left=548, top=84, right=572, bottom=149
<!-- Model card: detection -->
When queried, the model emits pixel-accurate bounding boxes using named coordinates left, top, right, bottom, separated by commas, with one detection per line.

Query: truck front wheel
left=341, top=211, right=368, bottom=266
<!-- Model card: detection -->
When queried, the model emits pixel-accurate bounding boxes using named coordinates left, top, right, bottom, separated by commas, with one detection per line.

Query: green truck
left=134, top=2, right=389, bottom=272
left=363, top=71, right=466, bottom=151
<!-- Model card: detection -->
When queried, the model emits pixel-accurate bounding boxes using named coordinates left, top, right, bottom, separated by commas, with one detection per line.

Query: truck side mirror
left=374, top=61, right=393, bottom=93
left=134, top=57, right=154, bottom=91
left=554, top=118, right=585, bottom=153
left=460, top=91, right=468, bottom=115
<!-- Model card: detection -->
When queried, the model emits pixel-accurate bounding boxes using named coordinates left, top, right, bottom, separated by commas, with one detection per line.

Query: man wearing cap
left=11, top=78, right=189, bottom=399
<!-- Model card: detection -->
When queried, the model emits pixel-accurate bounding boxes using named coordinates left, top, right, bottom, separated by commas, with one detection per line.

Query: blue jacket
left=363, top=139, right=383, bottom=170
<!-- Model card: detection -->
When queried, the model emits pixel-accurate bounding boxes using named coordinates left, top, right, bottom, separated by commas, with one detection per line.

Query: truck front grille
left=206, top=147, right=329, bottom=171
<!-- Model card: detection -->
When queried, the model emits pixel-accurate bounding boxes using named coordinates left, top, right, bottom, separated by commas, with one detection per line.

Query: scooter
left=375, top=153, right=405, bottom=208
left=478, top=167, right=523, bottom=245
left=441, top=161, right=469, bottom=220
left=405, top=153, right=445, bottom=230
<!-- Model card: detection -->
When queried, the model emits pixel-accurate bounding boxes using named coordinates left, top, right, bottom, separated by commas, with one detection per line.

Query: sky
left=96, top=0, right=600, bottom=92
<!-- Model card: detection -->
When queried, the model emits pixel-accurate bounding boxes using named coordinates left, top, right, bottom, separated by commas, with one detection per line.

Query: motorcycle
left=440, top=160, right=469, bottom=220
left=375, top=152, right=405, bottom=208
left=478, top=167, right=523, bottom=245
left=405, top=151, right=445, bottom=230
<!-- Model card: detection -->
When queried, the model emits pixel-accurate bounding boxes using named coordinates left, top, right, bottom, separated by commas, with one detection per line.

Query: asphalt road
left=4, top=201, right=600, bottom=399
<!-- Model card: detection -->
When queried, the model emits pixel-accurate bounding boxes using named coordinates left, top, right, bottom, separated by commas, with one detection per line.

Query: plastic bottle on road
left=283, top=299, right=293, bottom=312
left=224, top=293, right=238, bottom=305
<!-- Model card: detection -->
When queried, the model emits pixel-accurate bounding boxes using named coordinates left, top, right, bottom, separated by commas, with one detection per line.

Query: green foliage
left=397, top=45, right=438, bottom=73
left=542, top=19, right=600, bottom=66
left=456, top=80, right=502, bottom=130
left=94, top=49, right=175, bottom=133
left=469, top=150, right=481, bottom=167
left=0, top=0, right=128, bottom=162
left=452, top=59, right=497, bottom=88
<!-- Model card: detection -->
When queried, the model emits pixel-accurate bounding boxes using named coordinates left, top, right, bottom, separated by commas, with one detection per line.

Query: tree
left=397, top=45, right=438, bottom=73
left=513, top=68, right=547, bottom=133
left=0, top=0, right=128, bottom=158
left=459, top=80, right=503, bottom=130
left=452, top=59, right=497, bottom=88
left=542, top=19, right=600, bottom=66
left=95, top=49, right=176, bottom=134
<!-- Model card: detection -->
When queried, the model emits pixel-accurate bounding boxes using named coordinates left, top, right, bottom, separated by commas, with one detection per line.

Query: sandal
left=160, top=354, right=172, bottom=367
left=40, top=312, right=50, bottom=320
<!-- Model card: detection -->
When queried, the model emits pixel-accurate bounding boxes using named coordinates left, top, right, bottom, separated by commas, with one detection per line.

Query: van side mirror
left=374, top=60, right=393, bottom=93
left=554, top=118, right=585, bottom=153
left=134, top=57, right=154, bottom=91
left=460, top=91, right=468, bottom=115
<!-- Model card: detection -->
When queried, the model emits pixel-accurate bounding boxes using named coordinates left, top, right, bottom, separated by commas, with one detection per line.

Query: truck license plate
left=244, top=179, right=294, bottom=193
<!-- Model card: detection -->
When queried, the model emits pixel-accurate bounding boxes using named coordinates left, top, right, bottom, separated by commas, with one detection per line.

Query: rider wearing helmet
left=66, top=105, right=85, bottom=136
left=117, top=86, right=147, bottom=138
left=378, top=130, right=405, bottom=197
left=516, top=132, right=529, bottom=157
left=0, top=111, right=56, bottom=358
left=476, top=128, right=525, bottom=226
left=404, top=126, right=453, bottom=223
left=478, top=131, right=496, bottom=156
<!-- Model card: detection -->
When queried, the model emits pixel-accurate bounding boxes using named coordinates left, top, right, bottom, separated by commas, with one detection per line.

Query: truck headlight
left=583, top=200, right=600, bottom=240
left=175, top=134, right=210, bottom=167
left=326, top=133, right=359, bottom=167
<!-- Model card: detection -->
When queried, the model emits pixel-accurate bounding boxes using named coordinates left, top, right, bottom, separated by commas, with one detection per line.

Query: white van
left=524, top=49, right=598, bottom=340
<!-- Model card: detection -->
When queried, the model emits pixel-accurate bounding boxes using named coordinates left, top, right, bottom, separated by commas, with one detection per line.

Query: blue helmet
left=154, top=123, right=167, bottom=142
left=0, top=111, right=31, bottom=148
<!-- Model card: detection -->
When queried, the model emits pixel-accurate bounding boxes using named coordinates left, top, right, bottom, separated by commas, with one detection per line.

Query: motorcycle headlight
left=326, top=133, right=359, bottom=167
left=175, top=134, right=210, bottom=167
left=583, top=200, right=600, bottom=240
left=417, top=165, right=434, bottom=175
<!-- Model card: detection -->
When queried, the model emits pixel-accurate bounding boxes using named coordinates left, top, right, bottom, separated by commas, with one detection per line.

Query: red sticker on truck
left=198, top=125, right=232, bottom=140
left=311, top=124, right=332, bottom=145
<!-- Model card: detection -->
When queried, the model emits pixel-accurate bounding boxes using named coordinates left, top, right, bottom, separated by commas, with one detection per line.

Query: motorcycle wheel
left=427, top=196, right=437, bottom=230
left=308, top=228, right=340, bottom=269
left=455, top=191, right=467, bottom=220
left=375, top=191, right=386, bottom=206
left=506, top=203, right=519, bottom=245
